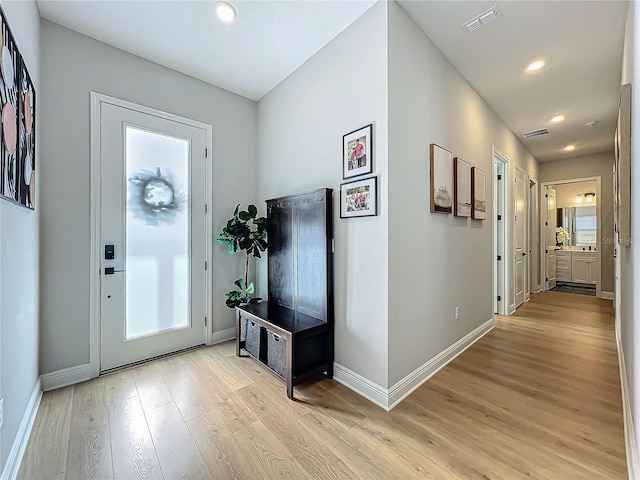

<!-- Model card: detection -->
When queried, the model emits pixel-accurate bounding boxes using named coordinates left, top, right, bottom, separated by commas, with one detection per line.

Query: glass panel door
left=99, top=100, right=207, bottom=372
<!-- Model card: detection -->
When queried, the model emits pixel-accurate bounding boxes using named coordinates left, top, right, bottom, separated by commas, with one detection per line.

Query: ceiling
left=399, top=0, right=628, bottom=162
left=36, top=0, right=377, bottom=101
left=37, top=0, right=628, bottom=163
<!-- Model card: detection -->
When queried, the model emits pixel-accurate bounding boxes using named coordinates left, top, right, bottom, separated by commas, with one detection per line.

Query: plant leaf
left=248, top=204, right=257, bottom=218
left=234, top=278, right=244, bottom=289
left=246, top=282, right=255, bottom=294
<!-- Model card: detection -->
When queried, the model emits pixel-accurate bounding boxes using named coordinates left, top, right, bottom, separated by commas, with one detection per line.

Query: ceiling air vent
left=523, top=128, right=550, bottom=139
left=464, top=6, right=501, bottom=32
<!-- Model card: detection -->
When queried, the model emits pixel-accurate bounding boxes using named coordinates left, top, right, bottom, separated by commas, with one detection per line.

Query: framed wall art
left=0, top=5, right=35, bottom=210
left=430, top=144, right=453, bottom=214
left=343, top=124, right=372, bottom=179
left=616, top=83, right=631, bottom=246
left=454, top=157, right=471, bottom=217
left=340, top=176, right=377, bottom=218
left=471, top=167, right=486, bottom=220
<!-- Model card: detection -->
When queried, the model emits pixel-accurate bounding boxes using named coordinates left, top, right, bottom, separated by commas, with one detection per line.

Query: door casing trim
left=540, top=176, right=603, bottom=299
left=89, top=92, right=214, bottom=378
left=493, top=148, right=510, bottom=316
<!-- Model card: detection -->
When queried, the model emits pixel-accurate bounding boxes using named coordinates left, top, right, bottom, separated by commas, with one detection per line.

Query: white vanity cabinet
left=556, top=250, right=598, bottom=285
left=571, top=252, right=598, bottom=284
left=556, top=251, right=572, bottom=282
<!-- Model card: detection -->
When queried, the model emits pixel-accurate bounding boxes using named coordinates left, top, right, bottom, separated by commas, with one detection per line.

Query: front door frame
left=89, top=92, right=213, bottom=377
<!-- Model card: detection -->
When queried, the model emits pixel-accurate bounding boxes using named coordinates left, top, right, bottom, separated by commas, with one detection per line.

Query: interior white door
left=100, top=102, right=207, bottom=371
left=493, top=161, right=504, bottom=314
left=545, top=186, right=557, bottom=290
left=514, top=167, right=526, bottom=307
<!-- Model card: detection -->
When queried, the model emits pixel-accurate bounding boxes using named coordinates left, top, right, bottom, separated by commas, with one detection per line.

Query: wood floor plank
left=232, top=420, right=311, bottom=480
left=106, top=384, right=163, bottom=480
left=187, top=410, right=261, bottom=480
left=18, top=386, right=74, bottom=480
left=144, top=401, right=212, bottom=479
left=201, top=349, right=254, bottom=391
left=133, top=364, right=173, bottom=412
left=238, top=383, right=357, bottom=479
left=296, top=409, right=405, bottom=480
left=65, top=379, right=114, bottom=480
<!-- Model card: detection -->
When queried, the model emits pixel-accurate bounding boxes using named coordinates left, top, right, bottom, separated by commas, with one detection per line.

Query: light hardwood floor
left=19, top=291, right=626, bottom=479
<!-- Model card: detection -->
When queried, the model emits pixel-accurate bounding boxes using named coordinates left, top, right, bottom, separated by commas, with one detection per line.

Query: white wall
left=257, top=2, right=389, bottom=387
left=39, top=20, right=258, bottom=374
left=387, top=2, right=538, bottom=386
left=619, top=0, right=639, bottom=475
left=551, top=181, right=598, bottom=208
left=0, top=0, right=40, bottom=471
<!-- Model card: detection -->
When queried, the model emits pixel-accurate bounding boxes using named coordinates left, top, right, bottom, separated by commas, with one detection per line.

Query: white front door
left=514, top=167, right=526, bottom=308
left=99, top=100, right=208, bottom=371
left=545, top=186, right=557, bottom=290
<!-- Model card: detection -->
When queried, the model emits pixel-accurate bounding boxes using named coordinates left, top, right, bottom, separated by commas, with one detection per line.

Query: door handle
left=104, top=267, right=125, bottom=275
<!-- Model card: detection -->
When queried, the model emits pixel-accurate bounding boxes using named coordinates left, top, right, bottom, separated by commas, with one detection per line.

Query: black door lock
left=105, top=244, right=115, bottom=260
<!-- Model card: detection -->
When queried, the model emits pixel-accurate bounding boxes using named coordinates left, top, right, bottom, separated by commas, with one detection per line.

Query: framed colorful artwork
left=0, top=4, right=35, bottom=210
left=340, top=176, right=377, bottom=218
left=343, top=124, right=372, bottom=179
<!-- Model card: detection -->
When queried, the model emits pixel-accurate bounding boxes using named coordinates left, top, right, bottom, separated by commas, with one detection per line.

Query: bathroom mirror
left=556, top=206, right=597, bottom=246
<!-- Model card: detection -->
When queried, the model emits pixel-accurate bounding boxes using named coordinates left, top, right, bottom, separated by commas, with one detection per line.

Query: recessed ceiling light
left=563, top=144, right=576, bottom=152
left=526, top=59, right=546, bottom=72
left=215, top=1, right=236, bottom=23
left=550, top=114, right=565, bottom=123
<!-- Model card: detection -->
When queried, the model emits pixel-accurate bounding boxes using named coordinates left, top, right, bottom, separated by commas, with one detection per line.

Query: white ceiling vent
left=523, top=128, right=550, bottom=139
left=464, top=6, right=501, bottom=32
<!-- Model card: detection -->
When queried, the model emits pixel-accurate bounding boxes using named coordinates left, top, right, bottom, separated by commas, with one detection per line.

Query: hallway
left=18, top=292, right=626, bottom=479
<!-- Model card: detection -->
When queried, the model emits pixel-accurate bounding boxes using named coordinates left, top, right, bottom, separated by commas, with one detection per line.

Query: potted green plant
left=217, top=204, right=268, bottom=308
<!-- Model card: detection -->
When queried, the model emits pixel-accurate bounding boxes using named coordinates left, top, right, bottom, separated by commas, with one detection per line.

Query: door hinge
left=545, top=249, right=548, bottom=254
left=545, top=193, right=549, bottom=198
left=546, top=277, right=549, bottom=281
left=205, top=204, right=208, bottom=214
left=497, top=174, right=502, bottom=180
left=205, top=261, right=208, bottom=271
left=497, top=214, right=502, bottom=221
left=205, top=148, right=208, bottom=158
left=205, top=316, right=207, bottom=327
left=497, top=255, right=502, bottom=261
left=497, top=295, right=502, bottom=302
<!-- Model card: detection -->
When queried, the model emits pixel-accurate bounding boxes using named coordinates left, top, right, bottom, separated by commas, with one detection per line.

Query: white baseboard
left=387, top=317, right=494, bottom=410
left=333, top=363, right=388, bottom=411
left=1, top=378, right=42, bottom=480
left=211, top=327, right=236, bottom=345
left=616, top=328, right=639, bottom=480
left=600, top=291, right=614, bottom=300
left=41, top=363, right=92, bottom=392
left=334, top=318, right=495, bottom=411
